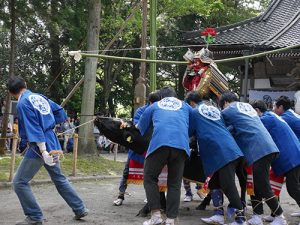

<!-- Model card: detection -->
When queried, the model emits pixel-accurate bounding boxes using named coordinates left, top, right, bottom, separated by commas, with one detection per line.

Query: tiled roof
left=183, top=0, right=300, bottom=49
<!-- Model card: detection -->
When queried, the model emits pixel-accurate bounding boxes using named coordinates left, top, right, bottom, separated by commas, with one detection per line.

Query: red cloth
left=203, top=175, right=212, bottom=192
left=245, top=165, right=284, bottom=196
left=128, top=159, right=168, bottom=192
left=128, top=159, right=144, bottom=185
left=269, top=169, right=285, bottom=196
left=183, top=75, right=201, bottom=91
left=183, top=64, right=209, bottom=92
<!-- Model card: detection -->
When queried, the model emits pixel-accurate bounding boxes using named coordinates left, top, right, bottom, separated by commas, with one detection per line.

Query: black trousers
left=285, top=165, right=300, bottom=207
left=235, top=158, right=247, bottom=204
left=208, top=158, right=244, bottom=210
left=251, top=153, right=283, bottom=216
left=144, top=146, right=186, bottom=219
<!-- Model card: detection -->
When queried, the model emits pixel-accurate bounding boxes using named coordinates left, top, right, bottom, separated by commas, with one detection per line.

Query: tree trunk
left=101, top=51, right=127, bottom=116
left=108, top=96, right=115, bottom=117
left=78, top=0, right=101, bottom=155
left=101, top=59, right=113, bottom=115
left=133, top=0, right=147, bottom=112
left=178, top=65, right=185, bottom=100
left=60, top=1, right=142, bottom=108
left=140, top=0, right=147, bottom=80
left=131, top=60, right=140, bottom=116
left=0, top=0, right=16, bottom=156
left=131, top=36, right=141, bottom=117
left=48, top=0, right=63, bottom=103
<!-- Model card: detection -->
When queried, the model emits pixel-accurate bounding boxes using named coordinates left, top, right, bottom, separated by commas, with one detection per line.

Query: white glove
left=42, top=151, right=56, bottom=166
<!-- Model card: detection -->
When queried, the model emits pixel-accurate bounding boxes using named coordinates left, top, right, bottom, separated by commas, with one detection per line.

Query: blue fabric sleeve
left=188, top=110, right=196, bottom=137
left=18, top=100, right=46, bottom=143
left=221, top=109, right=230, bottom=127
left=48, top=99, right=67, bottom=124
left=137, top=106, right=153, bottom=136
left=128, top=150, right=145, bottom=164
left=133, top=107, right=145, bottom=125
left=19, top=138, right=28, bottom=153
left=260, top=116, right=274, bottom=131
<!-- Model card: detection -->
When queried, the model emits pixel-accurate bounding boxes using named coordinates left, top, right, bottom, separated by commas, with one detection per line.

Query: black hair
left=7, top=76, right=26, bottom=95
left=275, top=96, right=291, bottom=111
left=219, top=91, right=238, bottom=109
left=185, top=91, right=202, bottom=105
left=148, top=90, right=161, bottom=103
left=250, top=100, right=267, bottom=113
left=159, top=87, right=177, bottom=98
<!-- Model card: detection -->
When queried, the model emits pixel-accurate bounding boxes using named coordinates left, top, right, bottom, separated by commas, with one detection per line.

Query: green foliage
left=161, top=0, right=224, bottom=18
left=0, top=0, right=271, bottom=116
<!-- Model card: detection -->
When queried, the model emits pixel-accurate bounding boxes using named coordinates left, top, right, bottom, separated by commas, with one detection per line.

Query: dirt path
left=0, top=179, right=299, bottom=225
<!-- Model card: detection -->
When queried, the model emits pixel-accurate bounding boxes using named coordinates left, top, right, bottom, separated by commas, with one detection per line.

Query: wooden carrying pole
left=8, top=135, right=18, bottom=182
left=72, top=133, right=79, bottom=176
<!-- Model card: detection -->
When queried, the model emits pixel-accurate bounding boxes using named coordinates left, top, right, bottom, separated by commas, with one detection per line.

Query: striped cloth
left=245, top=165, right=284, bottom=196
left=128, top=159, right=168, bottom=192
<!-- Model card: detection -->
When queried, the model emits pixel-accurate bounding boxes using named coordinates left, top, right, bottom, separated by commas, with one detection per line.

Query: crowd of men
left=5, top=75, right=300, bottom=225
left=112, top=87, right=300, bottom=225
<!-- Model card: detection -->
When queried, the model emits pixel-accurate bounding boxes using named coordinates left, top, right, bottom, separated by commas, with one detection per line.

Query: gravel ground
left=1, top=178, right=300, bottom=225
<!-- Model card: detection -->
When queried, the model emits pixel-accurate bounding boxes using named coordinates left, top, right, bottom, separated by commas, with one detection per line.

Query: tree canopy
left=0, top=0, right=270, bottom=118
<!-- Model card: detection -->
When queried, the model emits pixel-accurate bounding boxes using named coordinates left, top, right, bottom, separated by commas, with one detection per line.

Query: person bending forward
left=137, top=87, right=192, bottom=225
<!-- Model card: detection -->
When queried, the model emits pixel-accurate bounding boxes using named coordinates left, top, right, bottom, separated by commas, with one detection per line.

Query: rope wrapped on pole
left=69, top=43, right=300, bottom=65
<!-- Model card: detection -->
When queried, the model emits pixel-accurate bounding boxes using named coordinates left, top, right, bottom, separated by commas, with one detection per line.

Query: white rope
left=23, top=118, right=96, bottom=158
left=251, top=195, right=280, bottom=215
left=57, top=118, right=95, bottom=137
left=236, top=209, right=246, bottom=221
left=78, top=42, right=256, bottom=53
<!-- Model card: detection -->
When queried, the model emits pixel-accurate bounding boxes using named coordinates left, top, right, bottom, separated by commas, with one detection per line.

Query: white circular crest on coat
left=157, top=97, right=182, bottom=111
left=28, top=94, right=51, bottom=115
left=237, top=102, right=257, bottom=117
left=198, top=104, right=221, bottom=121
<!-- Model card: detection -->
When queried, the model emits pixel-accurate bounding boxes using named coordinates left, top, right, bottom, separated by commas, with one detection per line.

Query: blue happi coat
left=222, top=102, right=279, bottom=165
left=281, top=109, right=300, bottom=141
left=133, top=104, right=148, bottom=124
left=189, top=103, right=244, bottom=176
left=17, top=90, right=67, bottom=158
left=127, top=104, right=149, bottom=164
left=138, top=97, right=192, bottom=157
left=260, top=111, right=300, bottom=176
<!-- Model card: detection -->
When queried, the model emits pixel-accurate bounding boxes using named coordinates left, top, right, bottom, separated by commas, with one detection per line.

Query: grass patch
left=0, top=154, right=124, bottom=182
